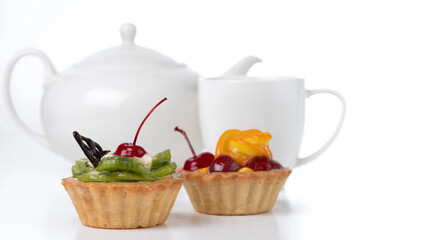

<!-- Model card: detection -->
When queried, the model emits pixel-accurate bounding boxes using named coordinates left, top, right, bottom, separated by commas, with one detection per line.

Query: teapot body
left=42, top=66, right=202, bottom=165
left=2, top=23, right=204, bottom=165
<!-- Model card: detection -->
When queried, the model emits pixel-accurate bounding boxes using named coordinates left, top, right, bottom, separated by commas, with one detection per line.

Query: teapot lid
left=72, top=23, right=183, bottom=71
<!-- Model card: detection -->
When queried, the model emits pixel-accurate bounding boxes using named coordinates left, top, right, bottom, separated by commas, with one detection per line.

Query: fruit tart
left=62, top=98, right=183, bottom=229
left=176, top=128, right=291, bottom=215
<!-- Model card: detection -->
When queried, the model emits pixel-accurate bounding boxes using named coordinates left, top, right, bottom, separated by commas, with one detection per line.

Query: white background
left=1, top=0, right=425, bottom=239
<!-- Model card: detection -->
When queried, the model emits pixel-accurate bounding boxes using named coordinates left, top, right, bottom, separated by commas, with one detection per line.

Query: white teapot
left=3, top=23, right=204, bottom=164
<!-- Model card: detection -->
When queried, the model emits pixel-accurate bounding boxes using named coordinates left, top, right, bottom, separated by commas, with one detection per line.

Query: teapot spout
left=221, top=56, right=262, bottom=77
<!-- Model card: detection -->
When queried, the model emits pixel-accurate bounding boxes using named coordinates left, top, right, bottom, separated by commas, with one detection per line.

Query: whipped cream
left=101, top=150, right=153, bottom=169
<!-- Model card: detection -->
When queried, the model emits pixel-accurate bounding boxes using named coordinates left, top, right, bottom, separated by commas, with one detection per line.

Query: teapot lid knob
left=120, top=23, right=136, bottom=45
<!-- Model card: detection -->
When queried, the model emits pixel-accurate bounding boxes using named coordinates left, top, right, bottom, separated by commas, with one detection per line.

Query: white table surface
left=0, top=131, right=424, bottom=240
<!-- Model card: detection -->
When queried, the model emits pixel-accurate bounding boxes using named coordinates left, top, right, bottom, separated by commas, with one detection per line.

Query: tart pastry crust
left=180, top=168, right=291, bottom=215
left=62, top=176, right=183, bottom=229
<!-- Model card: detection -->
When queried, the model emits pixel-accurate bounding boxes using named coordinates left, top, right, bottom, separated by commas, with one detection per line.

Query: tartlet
left=62, top=98, right=183, bottom=228
left=176, top=128, right=291, bottom=215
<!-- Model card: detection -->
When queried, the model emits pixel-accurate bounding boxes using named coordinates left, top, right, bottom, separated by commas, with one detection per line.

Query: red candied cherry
left=245, top=156, right=283, bottom=171
left=209, top=155, right=241, bottom=173
left=183, top=152, right=215, bottom=171
left=175, top=127, right=215, bottom=171
left=114, top=97, right=167, bottom=158
left=114, top=143, right=146, bottom=158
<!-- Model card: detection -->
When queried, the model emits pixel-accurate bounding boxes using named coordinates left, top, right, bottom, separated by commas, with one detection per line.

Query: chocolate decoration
left=73, top=131, right=109, bottom=167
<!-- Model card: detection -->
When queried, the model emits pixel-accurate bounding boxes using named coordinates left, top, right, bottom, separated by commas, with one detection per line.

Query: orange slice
left=194, top=167, right=209, bottom=175
left=237, top=167, right=254, bottom=173
left=215, top=129, right=241, bottom=157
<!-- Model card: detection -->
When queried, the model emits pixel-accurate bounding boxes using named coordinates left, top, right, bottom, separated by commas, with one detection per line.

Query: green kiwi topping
left=72, top=149, right=176, bottom=182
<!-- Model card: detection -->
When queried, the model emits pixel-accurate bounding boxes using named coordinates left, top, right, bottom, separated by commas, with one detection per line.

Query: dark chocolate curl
left=73, top=131, right=109, bottom=167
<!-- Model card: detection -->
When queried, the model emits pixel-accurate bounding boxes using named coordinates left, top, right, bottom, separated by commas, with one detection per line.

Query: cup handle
left=296, top=89, right=346, bottom=167
left=3, top=49, right=57, bottom=148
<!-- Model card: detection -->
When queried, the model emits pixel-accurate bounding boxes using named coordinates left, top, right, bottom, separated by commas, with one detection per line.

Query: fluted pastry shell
left=62, top=176, right=183, bottom=229
left=180, top=168, right=291, bottom=215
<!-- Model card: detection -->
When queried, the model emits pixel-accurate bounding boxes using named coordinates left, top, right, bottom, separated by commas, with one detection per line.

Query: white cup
left=198, top=76, right=346, bottom=169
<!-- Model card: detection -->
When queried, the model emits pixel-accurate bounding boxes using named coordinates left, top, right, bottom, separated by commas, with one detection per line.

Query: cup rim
left=199, top=76, right=304, bottom=82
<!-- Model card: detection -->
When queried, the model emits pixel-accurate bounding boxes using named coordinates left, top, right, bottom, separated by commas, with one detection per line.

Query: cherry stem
left=174, top=126, right=197, bottom=158
left=133, top=97, right=167, bottom=145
